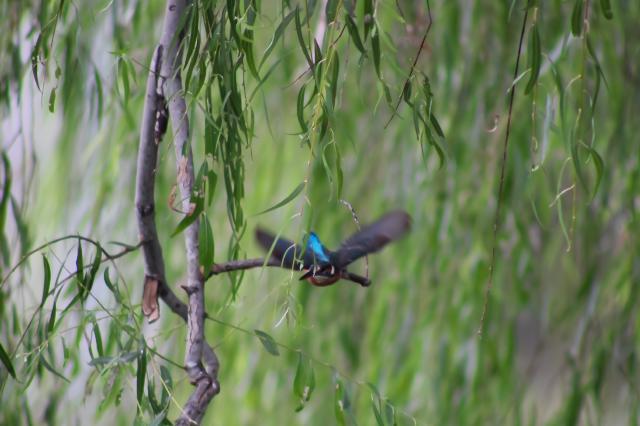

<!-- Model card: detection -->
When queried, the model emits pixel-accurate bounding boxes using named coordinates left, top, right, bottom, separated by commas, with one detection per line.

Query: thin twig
left=478, top=6, right=530, bottom=337
left=384, top=0, right=433, bottom=129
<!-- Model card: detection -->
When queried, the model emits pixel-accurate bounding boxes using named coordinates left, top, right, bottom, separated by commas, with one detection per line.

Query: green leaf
left=199, top=214, right=215, bottom=270
left=325, top=0, right=338, bottom=22
left=93, top=320, right=103, bottom=357
left=31, top=33, right=42, bottom=92
left=297, top=85, right=308, bottom=133
left=371, top=25, right=381, bottom=78
left=260, top=9, right=297, bottom=69
left=255, top=182, right=305, bottom=216
left=430, top=113, right=445, bottom=138
left=345, top=14, right=366, bottom=55
left=40, top=354, right=70, bottom=382
left=118, top=58, right=130, bottom=103
left=295, top=7, right=313, bottom=69
left=207, top=170, right=217, bottom=207
left=48, top=87, right=56, bottom=113
left=293, top=353, right=316, bottom=411
left=41, top=255, right=51, bottom=307
left=170, top=196, right=204, bottom=237
left=334, top=378, right=355, bottom=426
left=363, top=0, right=374, bottom=40
left=581, top=143, right=604, bottom=199
left=75, top=241, right=85, bottom=300
left=600, top=0, right=613, bottom=19
left=254, top=329, right=280, bottom=356
left=330, top=51, right=340, bottom=107
left=160, top=366, right=173, bottom=406
left=85, top=246, right=102, bottom=297
left=525, top=24, right=541, bottom=95
left=137, top=346, right=147, bottom=411
left=92, top=68, right=104, bottom=120
left=47, top=289, right=60, bottom=334
left=571, top=0, right=584, bottom=36
left=0, top=341, right=16, bottom=379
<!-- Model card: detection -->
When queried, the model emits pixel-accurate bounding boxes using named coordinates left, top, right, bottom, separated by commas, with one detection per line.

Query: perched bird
left=255, top=210, right=411, bottom=287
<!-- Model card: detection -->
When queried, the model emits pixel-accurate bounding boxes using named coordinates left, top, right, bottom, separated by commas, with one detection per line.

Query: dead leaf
left=142, top=275, right=160, bottom=323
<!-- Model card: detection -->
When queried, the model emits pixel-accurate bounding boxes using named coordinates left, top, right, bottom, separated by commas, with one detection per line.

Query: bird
left=255, top=210, right=411, bottom=287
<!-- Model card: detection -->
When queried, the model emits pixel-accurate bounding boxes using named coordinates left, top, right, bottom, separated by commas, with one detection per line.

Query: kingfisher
left=255, top=210, right=411, bottom=287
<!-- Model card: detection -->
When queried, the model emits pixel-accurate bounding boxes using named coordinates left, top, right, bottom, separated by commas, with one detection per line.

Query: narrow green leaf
left=170, top=197, right=204, bottom=237
left=571, top=0, right=584, bottom=36
left=581, top=143, right=604, bottom=199
left=371, top=25, right=381, bottom=78
left=363, top=0, right=374, bottom=40
left=325, top=0, right=337, bottom=22
left=47, top=290, right=59, bottom=334
left=293, top=352, right=315, bottom=411
left=207, top=170, right=217, bottom=206
left=430, top=114, right=445, bottom=138
left=371, top=399, right=384, bottom=426
left=31, top=33, right=42, bottom=92
left=295, top=7, right=314, bottom=69
left=86, top=246, right=102, bottom=297
left=335, top=146, right=343, bottom=199
left=260, top=9, right=296, bottom=69
left=40, top=255, right=51, bottom=307
left=600, top=0, right=613, bottom=19
left=254, top=329, right=280, bottom=356
left=160, top=366, right=173, bottom=406
left=137, top=346, right=147, bottom=411
left=0, top=342, right=16, bottom=379
left=148, top=380, right=161, bottom=414
left=119, top=58, right=130, bottom=103
left=255, top=182, right=305, bottom=216
left=345, top=14, right=366, bottom=55
left=93, top=320, right=103, bottom=357
left=294, top=353, right=305, bottom=398
left=75, top=241, right=84, bottom=300
left=94, top=68, right=104, bottom=119
left=297, top=85, right=308, bottom=133
left=330, top=51, right=340, bottom=107
left=48, top=88, right=56, bottom=113
left=199, top=214, right=215, bottom=270
left=40, top=354, right=70, bottom=382
left=525, top=24, right=541, bottom=95
left=103, top=268, right=118, bottom=297
left=0, top=153, right=11, bottom=238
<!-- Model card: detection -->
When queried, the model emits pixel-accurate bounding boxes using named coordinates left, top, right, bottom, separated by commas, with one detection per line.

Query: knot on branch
left=181, top=284, right=200, bottom=296
left=136, top=203, right=155, bottom=217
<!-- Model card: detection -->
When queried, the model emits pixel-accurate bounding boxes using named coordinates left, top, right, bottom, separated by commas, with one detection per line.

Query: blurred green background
left=1, top=0, right=639, bottom=424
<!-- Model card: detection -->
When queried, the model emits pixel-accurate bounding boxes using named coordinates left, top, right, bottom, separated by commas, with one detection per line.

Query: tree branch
left=207, top=258, right=372, bottom=287
left=135, top=2, right=218, bottom=424
left=158, top=1, right=218, bottom=424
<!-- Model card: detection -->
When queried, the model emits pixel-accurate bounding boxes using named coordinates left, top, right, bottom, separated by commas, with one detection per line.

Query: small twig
left=384, top=0, right=433, bottom=129
left=478, top=6, right=530, bottom=337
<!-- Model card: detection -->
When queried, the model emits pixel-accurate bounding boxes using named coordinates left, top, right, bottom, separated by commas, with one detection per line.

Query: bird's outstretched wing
left=330, top=210, right=411, bottom=268
left=255, top=228, right=315, bottom=269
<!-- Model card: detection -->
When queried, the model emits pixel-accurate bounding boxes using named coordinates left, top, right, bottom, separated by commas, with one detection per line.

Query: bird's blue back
left=306, top=232, right=330, bottom=263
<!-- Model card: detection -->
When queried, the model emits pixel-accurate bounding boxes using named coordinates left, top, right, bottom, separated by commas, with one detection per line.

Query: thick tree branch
left=135, top=3, right=218, bottom=424
left=159, top=1, right=218, bottom=424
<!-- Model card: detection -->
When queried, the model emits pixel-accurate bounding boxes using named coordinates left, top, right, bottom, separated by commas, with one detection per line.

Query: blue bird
left=255, top=210, right=411, bottom=287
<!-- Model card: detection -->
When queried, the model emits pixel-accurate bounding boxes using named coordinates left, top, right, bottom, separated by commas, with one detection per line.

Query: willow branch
left=159, top=1, right=219, bottom=424
left=135, top=3, right=218, bottom=423
left=207, top=258, right=372, bottom=287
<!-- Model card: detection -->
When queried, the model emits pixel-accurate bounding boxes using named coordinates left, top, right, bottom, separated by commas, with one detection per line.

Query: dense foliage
left=1, top=0, right=639, bottom=424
